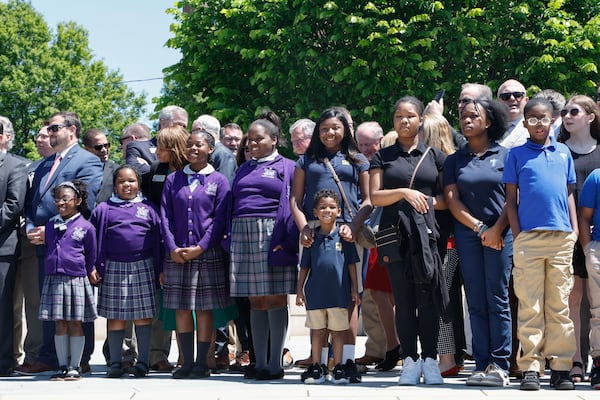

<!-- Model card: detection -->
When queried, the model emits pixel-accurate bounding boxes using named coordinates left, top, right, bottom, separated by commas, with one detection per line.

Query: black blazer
left=126, top=139, right=157, bottom=175
left=0, top=153, right=27, bottom=256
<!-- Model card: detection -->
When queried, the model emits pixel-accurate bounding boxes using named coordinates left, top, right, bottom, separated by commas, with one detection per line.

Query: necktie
left=43, top=155, right=62, bottom=191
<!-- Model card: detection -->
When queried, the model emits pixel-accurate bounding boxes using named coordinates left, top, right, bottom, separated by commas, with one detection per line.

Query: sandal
left=569, top=361, right=585, bottom=383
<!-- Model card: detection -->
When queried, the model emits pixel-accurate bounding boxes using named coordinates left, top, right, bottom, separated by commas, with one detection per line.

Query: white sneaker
left=398, top=357, right=422, bottom=386
left=465, top=371, right=486, bottom=386
left=480, top=363, right=510, bottom=387
left=422, top=357, right=443, bottom=385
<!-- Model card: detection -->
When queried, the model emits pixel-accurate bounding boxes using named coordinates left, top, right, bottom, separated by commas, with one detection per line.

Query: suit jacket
left=0, top=153, right=27, bottom=256
left=95, top=160, right=120, bottom=205
left=26, top=144, right=103, bottom=228
left=126, top=139, right=157, bottom=175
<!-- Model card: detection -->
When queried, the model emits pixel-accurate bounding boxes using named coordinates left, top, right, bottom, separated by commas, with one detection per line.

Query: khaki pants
left=584, top=241, right=600, bottom=360
left=513, top=230, right=576, bottom=372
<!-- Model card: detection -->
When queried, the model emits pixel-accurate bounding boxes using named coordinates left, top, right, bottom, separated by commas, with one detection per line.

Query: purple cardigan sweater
left=44, top=214, right=97, bottom=277
left=160, top=169, right=230, bottom=253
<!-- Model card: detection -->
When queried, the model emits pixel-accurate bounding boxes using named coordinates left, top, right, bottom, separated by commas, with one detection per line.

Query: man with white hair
left=192, top=115, right=237, bottom=182
left=289, top=119, right=315, bottom=157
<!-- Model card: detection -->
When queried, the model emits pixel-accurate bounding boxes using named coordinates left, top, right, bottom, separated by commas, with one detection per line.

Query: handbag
left=374, top=146, right=432, bottom=265
left=323, top=157, right=376, bottom=249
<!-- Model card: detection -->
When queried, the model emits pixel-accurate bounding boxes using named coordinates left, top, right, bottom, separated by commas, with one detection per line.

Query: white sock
left=320, top=347, right=328, bottom=365
left=342, top=345, right=355, bottom=364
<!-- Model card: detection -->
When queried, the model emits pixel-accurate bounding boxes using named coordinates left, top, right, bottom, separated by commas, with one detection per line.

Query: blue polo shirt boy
left=502, top=97, right=577, bottom=391
left=300, top=226, right=360, bottom=310
left=503, top=136, right=575, bottom=231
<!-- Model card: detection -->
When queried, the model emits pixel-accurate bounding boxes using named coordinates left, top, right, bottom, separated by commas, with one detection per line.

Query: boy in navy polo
left=503, top=97, right=578, bottom=391
left=296, top=189, right=360, bottom=384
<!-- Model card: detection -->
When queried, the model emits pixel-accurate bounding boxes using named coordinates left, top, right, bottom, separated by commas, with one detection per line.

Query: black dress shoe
left=255, top=369, right=284, bottom=380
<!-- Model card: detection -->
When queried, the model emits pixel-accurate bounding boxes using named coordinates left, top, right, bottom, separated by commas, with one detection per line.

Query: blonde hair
left=157, top=125, right=190, bottom=171
left=420, top=113, right=456, bottom=155
left=381, top=130, right=398, bottom=148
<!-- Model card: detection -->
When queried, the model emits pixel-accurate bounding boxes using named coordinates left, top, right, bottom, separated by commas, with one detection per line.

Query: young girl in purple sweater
left=160, top=129, right=232, bottom=379
left=90, top=165, right=162, bottom=378
left=39, top=180, right=97, bottom=381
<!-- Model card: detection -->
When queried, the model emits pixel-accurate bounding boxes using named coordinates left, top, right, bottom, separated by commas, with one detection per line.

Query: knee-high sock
left=177, top=332, right=194, bottom=369
left=69, top=336, right=85, bottom=368
left=267, top=307, right=288, bottom=373
left=196, top=341, right=210, bottom=368
left=250, top=309, right=269, bottom=370
left=54, top=335, right=69, bottom=368
left=107, top=329, right=126, bottom=365
left=134, top=324, right=151, bottom=366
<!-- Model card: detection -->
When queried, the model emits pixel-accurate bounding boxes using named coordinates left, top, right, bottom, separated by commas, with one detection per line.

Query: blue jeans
left=454, top=223, right=512, bottom=371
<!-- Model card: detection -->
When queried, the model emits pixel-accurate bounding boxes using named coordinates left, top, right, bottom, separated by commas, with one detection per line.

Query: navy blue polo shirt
left=370, top=142, right=445, bottom=229
left=297, top=151, right=369, bottom=223
left=300, top=227, right=360, bottom=310
left=443, top=142, right=508, bottom=226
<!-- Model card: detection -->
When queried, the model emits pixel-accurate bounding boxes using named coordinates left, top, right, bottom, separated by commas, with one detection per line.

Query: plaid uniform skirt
left=39, top=274, right=97, bottom=322
left=163, top=247, right=231, bottom=311
left=98, top=258, right=156, bottom=320
left=229, top=217, right=297, bottom=297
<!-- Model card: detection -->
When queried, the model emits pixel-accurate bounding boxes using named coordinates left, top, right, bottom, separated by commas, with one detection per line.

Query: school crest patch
left=71, top=227, right=86, bottom=241
left=205, top=182, right=218, bottom=196
left=136, top=206, right=149, bottom=220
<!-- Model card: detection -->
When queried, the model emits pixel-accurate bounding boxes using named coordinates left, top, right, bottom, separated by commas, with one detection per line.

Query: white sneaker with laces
left=480, top=363, right=510, bottom=387
left=398, top=357, right=422, bottom=386
left=466, top=371, right=486, bottom=386
left=422, top=357, right=443, bottom=385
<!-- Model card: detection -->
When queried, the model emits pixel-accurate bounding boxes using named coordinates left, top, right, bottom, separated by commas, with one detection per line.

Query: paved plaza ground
left=2, top=334, right=599, bottom=400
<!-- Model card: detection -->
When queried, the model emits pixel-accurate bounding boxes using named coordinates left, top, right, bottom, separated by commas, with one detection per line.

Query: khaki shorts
left=305, top=307, right=349, bottom=331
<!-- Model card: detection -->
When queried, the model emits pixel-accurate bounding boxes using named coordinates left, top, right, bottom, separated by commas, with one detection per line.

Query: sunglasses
left=560, top=108, right=582, bottom=118
left=526, top=117, right=552, bottom=126
left=499, top=92, right=525, bottom=101
left=93, top=143, right=110, bottom=151
left=47, top=124, right=70, bottom=133
left=457, top=98, right=472, bottom=105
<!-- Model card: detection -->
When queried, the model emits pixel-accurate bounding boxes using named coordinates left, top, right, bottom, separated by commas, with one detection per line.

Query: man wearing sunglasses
left=20, top=111, right=102, bottom=376
left=497, top=79, right=530, bottom=149
left=82, top=128, right=119, bottom=205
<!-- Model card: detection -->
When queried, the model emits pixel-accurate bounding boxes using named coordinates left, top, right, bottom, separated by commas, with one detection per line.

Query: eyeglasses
left=119, top=135, right=132, bottom=144
left=499, top=92, right=525, bottom=101
left=457, top=98, right=472, bottom=105
left=93, top=143, right=110, bottom=151
left=526, top=117, right=552, bottom=126
left=47, top=124, right=70, bottom=133
left=54, top=196, right=76, bottom=204
left=560, top=108, right=582, bottom=118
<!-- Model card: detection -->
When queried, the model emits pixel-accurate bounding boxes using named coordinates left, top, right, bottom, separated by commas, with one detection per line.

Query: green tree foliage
left=161, top=0, right=600, bottom=132
left=0, top=0, right=146, bottom=159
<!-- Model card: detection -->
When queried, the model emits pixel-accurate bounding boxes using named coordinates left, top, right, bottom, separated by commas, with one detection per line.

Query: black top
left=370, top=141, right=446, bottom=229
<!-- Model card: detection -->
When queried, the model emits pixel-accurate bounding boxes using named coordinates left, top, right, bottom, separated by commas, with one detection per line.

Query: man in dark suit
left=82, top=128, right=119, bottom=205
left=19, top=111, right=103, bottom=375
left=0, top=121, right=28, bottom=376
left=121, top=123, right=156, bottom=175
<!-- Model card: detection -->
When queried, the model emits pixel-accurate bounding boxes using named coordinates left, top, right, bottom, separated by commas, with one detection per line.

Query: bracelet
left=472, top=221, right=484, bottom=232
left=477, top=224, right=489, bottom=237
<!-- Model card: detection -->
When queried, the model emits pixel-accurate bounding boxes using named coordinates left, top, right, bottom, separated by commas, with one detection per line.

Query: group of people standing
left=2, top=80, right=600, bottom=393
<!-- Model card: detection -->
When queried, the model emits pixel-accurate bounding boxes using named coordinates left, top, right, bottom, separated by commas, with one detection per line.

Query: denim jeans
left=454, top=223, right=512, bottom=371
